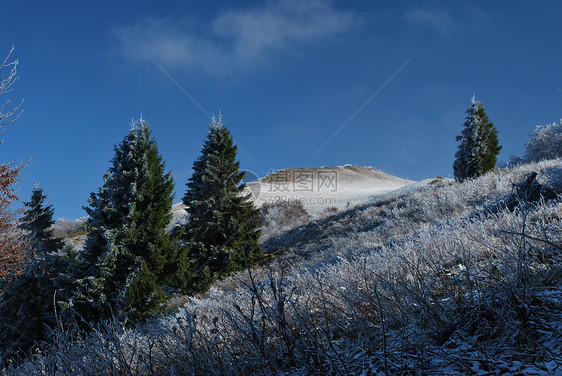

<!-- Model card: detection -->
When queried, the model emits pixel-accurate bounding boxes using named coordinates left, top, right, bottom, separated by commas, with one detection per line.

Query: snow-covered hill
left=247, top=165, right=414, bottom=215
left=169, top=165, right=415, bottom=222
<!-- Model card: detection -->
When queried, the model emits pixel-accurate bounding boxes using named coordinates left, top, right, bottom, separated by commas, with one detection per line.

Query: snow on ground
left=245, top=165, right=415, bottom=215
left=170, top=202, right=188, bottom=228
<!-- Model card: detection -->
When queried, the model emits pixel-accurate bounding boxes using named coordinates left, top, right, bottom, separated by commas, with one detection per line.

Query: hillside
left=249, top=165, right=414, bottom=215
left=5, top=159, right=562, bottom=375
left=54, top=166, right=414, bottom=251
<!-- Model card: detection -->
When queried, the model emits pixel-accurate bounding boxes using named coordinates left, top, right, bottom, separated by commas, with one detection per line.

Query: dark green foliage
left=0, top=255, right=71, bottom=361
left=72, top=120, right=179, bottom=322
left=0, top=254, right=74, bottom=365
left=1, top=188, right=69, bottom=364
left=20, top=186, right=64, bottom=256
left=453, top=96, right=502, bottom=181
left=480, top=119, right=502, bottom=173
left=182, top=118, right=262, bottom=294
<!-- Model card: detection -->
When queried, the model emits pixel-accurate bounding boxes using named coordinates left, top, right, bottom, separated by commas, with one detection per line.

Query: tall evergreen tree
left=182, top=116, right=262, bottom=294
left=0, top=186, right=69, bottom=364
left=20, top=185, right=64, bottom=256
left=72, top=119, right=178, bottom=322
left=453, top=96, right=502, bottom=181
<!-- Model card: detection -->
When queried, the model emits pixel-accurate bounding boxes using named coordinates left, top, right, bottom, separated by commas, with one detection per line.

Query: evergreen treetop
left=20, top=185, right=64, bottom=256
left=453, top=96, right=501, bottom=181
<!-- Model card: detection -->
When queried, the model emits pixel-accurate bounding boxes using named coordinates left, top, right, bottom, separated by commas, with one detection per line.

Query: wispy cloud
left=112, top=0, right=358, bottom=75
left=404, top=9, right=455, bottom=36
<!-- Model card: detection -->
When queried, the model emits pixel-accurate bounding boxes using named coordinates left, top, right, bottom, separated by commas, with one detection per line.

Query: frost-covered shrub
left=540, top=165, right=562, bottom=193
left=524, top=120, right=562, bottom=162
left=51, top=218, right=87, bottom=239
left=318, top=206, right=339, bottom=218
left=259, top=201, right=310, bottom=241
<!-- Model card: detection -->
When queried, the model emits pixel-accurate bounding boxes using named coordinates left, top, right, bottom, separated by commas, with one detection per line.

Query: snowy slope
left=246, top=165, right=414, bottom=215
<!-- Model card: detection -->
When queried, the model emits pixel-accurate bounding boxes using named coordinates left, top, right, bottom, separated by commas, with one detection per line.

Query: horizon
left=1, top=0, right=560, bottom=219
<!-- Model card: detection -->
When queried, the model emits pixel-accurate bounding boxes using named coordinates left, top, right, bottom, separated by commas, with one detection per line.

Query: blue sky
left=1, top=0, right=560, bottom=220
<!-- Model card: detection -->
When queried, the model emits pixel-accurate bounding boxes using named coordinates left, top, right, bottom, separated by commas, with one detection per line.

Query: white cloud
left=404, top=9, right=455, bottom=36
left=112, top=0, right=358, bottom=75
left=112, top=17, right=226, bottom=72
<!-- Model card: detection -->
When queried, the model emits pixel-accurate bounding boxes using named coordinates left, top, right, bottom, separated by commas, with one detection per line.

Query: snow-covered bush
left=51, top=218, right=87, bottom=239
left=524, top=120, right=562, bottom=162
left=259, top=201, right=311, bottom=241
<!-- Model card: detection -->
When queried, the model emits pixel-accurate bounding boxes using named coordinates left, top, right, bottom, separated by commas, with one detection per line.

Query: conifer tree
left=0, top=187, right=69, bottom=364
left=73, top=119, right=178, bottom=321
left=453, top=96, right=502, bottom=181
left=20, top=185, right=64, bottom=256
left=182, top=116, right=262, bottom=293
left=0, top=251, right=72, bottom=364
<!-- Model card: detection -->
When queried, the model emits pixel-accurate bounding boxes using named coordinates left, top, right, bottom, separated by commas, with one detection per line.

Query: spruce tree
left=453, top=96, right=502, bottom=181
left=73, top=119, right=178, bottom=322
left=182, top=116, right=262, bottom=294
left=0, top=187, right=69, bottom=364
left=20, top=185, right=64, bottom=256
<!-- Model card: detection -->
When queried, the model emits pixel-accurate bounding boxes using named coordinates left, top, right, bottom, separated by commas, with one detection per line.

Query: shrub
left=259, top=201, right=310, bottom=241
left=51, top=218, right=87, bottom=239
left=524, top=120, right=562, bottom=162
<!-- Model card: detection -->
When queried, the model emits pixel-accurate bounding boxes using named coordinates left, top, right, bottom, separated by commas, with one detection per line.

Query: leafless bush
left=259, top=201, right=310, bottom=242
left=317, top=206, right=339, bottom=219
